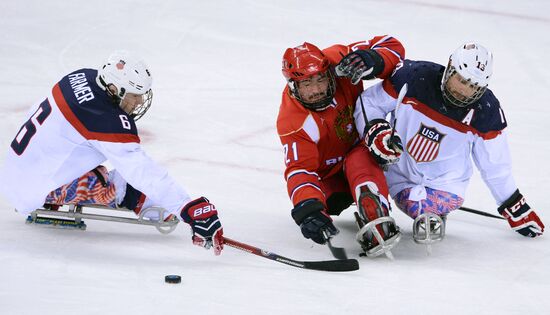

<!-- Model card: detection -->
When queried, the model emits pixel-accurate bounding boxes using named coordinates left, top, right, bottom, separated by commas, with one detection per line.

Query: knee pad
left=326, top=192, right=354, bottom=216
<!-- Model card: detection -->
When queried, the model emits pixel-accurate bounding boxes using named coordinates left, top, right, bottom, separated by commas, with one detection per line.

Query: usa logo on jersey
left=407, top=124, right=446, bottom=162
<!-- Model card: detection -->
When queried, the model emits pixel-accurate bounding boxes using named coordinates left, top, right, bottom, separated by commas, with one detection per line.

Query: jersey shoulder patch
left=53, top=68, right=140, bottom=143
left=277, top=89, right=310, bottom=137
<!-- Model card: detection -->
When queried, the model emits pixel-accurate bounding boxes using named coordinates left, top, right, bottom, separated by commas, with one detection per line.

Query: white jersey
left=355, top=60, right=516, bottom=205
left=0, top=68, right=191, bottom=215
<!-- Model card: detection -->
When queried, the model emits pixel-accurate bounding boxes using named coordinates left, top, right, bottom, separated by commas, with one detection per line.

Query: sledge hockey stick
left=458, top=206, right=505, bottom=220
left=323, top=230, right=348, bottom=260
left=223, top=237, right=359, bottom=272
left=390, top=83, right=408, bottom=144
left=358, top=93, right=371, bottom=138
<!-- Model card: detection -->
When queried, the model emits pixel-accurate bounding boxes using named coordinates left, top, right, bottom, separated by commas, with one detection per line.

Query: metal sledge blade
left=355, top=213, right=401, bottom=260
left=26, top=215, right=87, bottom=230
left=413, top=213, right=446, bottom=255
left=26, top=204, right=178, bottom=234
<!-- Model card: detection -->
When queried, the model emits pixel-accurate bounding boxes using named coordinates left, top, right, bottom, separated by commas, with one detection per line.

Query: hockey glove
left=335, top=49, right=385, bottom=85
left=180, top=197, right=224, bottom=255
left=498, top=190, right=544, bottom=238
left=365, top=119, right=403, bottom=166
left=291, top=199, right=339, bottom=245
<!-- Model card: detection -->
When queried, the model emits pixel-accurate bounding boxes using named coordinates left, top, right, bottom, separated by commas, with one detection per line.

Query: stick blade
left=304, top=259, right=360, bottom=272
left=327, top=244, right=348, bottom=260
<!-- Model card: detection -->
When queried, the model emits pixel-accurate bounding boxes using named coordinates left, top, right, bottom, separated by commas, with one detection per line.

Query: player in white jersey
left=0, top=51, right=224, bottom=254
left=355, top=42, right=544, bottom=239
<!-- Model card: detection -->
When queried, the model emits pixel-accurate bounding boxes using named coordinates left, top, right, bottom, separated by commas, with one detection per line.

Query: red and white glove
left=365, top=119, right=403, bottom=166
left=180, top=197, right=224, bottom=255
left=498, top=190, right=544, bottom=238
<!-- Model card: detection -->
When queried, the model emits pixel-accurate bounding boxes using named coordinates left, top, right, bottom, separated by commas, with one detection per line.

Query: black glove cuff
left=291, top=199, right=325, bottom=225
left=498, top=189, right=530, bottom=217
left=368, top=118, right=391, bottom=128
left=357, top=49, right=385, bottom=79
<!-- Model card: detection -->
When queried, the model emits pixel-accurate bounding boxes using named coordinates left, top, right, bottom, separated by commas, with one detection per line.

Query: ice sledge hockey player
left=356, top=42, right=544, bottom=243
left=0, top=51, right=224, bottom=255
left=277, top=36, right=405, bottom=257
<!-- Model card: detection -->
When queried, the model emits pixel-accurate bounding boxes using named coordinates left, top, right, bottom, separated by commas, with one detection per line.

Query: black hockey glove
left=335, top=49, right=385, bottom=85
left=498, top=190, right=544, bottom=237
left=180, top=197, right=224, bottom=255
left=291, top=199, right=339, bottom=244
left=365, top=119, right=403, bottom=166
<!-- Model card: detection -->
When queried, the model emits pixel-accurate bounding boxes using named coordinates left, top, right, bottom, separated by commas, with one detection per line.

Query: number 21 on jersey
left=283, top=141, right=298, bottom=164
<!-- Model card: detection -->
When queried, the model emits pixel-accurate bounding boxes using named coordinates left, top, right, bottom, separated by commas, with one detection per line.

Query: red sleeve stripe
left=290, top=183, right=324, bottom=202
left=286, top=169, right=319, bottom=181
left=52, top=84, right=140, bottom=143
left=382, top=81, right=501, bottom=140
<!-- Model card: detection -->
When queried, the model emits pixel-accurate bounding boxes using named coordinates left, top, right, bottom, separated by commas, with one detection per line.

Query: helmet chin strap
left=96, top=75, right=126, bottom=106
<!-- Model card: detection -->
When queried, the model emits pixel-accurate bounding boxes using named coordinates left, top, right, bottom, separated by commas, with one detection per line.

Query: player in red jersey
left=277, top=36, right=405, bottom=257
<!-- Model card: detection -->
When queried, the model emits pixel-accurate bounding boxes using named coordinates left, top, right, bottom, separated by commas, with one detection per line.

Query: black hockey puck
left=165, top=275, right=181, bottom=284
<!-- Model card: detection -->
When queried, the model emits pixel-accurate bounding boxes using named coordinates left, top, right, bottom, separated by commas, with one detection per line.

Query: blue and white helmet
left=441, top=42, right=493, bottom=107
left=96, top=50, right=153, bottom=120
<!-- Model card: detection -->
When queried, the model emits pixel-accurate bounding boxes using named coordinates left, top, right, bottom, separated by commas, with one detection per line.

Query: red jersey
left=277, top=36, right=405, bottom=207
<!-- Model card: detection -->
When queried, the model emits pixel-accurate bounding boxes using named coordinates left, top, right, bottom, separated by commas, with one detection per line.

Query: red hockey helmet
left=282, top=42, right=336, bottom=110
left=282, top=42, right=331, bottom=81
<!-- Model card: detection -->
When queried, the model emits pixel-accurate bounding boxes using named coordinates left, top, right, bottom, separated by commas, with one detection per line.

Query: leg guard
left=355, top=183, right=401, bottom=259
left=45, top=166, right=117, bottom=208
left=394, top=186, right=463, bottom=219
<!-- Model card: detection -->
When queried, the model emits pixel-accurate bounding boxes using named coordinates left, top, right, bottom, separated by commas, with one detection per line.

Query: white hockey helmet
left=441, top=42, right=493, bottom=107
left=96, top=50, right=153, bottom=120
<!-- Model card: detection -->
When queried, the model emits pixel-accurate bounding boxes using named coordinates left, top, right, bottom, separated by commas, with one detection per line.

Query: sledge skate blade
left=26, top=215, right=86, bottom=230
left=356, top=217, right=401, bottom=259
left=413, top=213, right=445, bottom=255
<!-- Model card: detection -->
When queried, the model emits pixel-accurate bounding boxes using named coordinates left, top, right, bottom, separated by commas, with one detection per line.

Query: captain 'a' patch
left=406, top=124, right=446, bottom=162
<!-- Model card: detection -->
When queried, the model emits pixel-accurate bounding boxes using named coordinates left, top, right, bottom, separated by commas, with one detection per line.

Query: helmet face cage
left=441, top=64, right=487, bottom=108
left=288, top=70, right=336, bottom=111
left=440, top=43, right=493, bottom=108
left=130, top=89, right=153, bottom=121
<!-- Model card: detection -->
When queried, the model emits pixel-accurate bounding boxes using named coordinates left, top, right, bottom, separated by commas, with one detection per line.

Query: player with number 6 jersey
left=0, top=51, right=224, bottom=254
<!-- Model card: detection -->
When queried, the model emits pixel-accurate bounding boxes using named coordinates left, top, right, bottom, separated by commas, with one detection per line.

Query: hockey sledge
left=412, top=213, right=446, bottom=255
left=25, top=204, right=179, bottom=234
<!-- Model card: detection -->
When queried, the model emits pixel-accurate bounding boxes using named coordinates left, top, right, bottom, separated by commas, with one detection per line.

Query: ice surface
left=1, top=1, right=549, bottom=314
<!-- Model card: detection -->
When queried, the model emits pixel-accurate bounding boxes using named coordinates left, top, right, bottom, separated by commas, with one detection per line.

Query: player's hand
left=180, top=197, right=224, bottom=255
left=335, top=49, right=383, bottom=84
left=365, top=119, right=403, bottom=166
left=291, top=199, right=339, bottom=244
left=498, top=190, right=544, bottom=237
